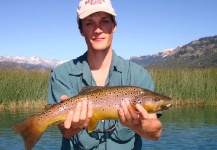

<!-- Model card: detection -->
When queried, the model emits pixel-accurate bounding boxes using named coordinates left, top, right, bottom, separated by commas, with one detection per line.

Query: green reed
left=0, top=70, right=50, bottom=108
left=149, top=68, right=217, bottom=106
left=0, top=68, right=217, bottom=108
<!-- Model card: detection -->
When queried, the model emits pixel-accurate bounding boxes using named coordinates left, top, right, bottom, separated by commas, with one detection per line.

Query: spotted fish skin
left=11, top=86, right=171, bottom=150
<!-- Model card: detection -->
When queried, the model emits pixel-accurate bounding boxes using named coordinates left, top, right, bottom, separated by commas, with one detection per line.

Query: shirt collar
left=111, top=50, right=124, bottom=73
left=68, top=50, right=124, bottom=75
left=68, top=51, right=89, bottom=76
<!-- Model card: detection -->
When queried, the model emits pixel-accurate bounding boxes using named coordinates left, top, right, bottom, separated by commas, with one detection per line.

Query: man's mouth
left=92, top=37, right=105, bottom=41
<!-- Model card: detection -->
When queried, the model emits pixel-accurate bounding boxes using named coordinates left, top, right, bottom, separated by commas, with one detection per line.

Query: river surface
left=0, top=107, right=217, bottom=150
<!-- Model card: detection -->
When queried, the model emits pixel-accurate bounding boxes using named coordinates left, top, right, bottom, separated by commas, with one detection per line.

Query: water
left=142, top=107, right=217, bottom=149
left=0, top=107, right=217, bottom=150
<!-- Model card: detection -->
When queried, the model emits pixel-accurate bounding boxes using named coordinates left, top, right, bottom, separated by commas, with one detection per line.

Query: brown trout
left=11, top=86, right=172, bottom=150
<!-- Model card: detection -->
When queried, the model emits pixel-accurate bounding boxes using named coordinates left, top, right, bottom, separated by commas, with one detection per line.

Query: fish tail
left=10, top=115, right=48, bottom=150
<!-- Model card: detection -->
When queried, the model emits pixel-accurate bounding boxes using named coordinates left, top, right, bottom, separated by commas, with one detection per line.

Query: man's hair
left=78, top=15, right=117, bottom=32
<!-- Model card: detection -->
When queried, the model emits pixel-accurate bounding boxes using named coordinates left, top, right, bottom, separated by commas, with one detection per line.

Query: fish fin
left=11, top=115, right=48, bottom=150
left=86, top=117, right=99, bottom=133
left=44, top=104, right=55, bottom=110
left=79, top=86, right=104, bottom=94
left=50, top=120, right=63, bottom=126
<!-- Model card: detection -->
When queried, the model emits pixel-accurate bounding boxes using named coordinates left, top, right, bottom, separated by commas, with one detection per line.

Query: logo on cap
left=85, top=0, right=105, bottom=5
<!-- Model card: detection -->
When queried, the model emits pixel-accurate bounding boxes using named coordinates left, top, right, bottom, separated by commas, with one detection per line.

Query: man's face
left=81, top=12, right=116, bottom=52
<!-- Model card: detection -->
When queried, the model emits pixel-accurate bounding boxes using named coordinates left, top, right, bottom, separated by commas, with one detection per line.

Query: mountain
left=130, top=48, right=174, bottom=67
left=0, top=56, right=66, bottom=70
left=130, top=35, right=217, bottom=69
left=1, top=35, right=217, bottom=70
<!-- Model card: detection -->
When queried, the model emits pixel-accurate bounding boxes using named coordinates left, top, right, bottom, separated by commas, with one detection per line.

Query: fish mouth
left=161, top=101, right=172, bottom=110
left=153, top=100, right=172, bottom=112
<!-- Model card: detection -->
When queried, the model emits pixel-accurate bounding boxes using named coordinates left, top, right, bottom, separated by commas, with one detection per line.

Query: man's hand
left=58, top=95, right=93, bottom=139
left=118, top=101, right=162, bottom=141
left=118, top=100, right=149, bottom=127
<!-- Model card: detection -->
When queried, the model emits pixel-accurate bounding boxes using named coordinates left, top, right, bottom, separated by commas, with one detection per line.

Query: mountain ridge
left=0, top=56, right=66, bottom=70
left=130, top=35, right=217, bottom=69
left=1, top=35, right=217, bottom=70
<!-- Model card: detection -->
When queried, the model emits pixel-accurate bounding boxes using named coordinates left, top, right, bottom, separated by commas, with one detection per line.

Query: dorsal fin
left=79, top=86, right=104, bottom=94
left=44, top=104, right=56, bottom=111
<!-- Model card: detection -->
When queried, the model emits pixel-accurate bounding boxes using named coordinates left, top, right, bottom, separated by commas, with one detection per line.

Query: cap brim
left=78, top=7, right=116, bottom=19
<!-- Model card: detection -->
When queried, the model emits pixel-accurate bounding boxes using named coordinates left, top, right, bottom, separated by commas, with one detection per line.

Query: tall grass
left=0, top=69, right=217, bottom=109
left=0, top=70, right=50, bottom=109
left=149, top=68, right=217, bottom=106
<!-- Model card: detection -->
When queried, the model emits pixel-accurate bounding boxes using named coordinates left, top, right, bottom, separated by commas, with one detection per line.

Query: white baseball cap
left=77, top=0, right=117, bottom=20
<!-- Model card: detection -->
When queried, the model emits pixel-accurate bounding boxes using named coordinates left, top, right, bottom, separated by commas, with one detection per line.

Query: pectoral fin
left=86, top=117, right=99, bottom=133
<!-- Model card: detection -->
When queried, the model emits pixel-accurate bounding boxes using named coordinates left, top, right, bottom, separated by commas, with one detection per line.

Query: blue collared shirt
left=47, top=51, right=154, bottom=150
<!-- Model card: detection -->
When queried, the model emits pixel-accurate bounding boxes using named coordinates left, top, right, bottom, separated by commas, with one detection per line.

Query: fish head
left=131, top=89, right=172, bottom=113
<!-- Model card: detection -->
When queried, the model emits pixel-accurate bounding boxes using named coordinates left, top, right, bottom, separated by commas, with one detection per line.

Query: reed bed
left=0, top=68, right=216, bottom=109
left=0, top=70, right=50, bottom=109
left=149, top=68, right=217, bottom=107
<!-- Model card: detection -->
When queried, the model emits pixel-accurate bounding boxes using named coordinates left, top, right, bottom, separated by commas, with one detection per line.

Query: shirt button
left=102, top=120, right=104, bottom=122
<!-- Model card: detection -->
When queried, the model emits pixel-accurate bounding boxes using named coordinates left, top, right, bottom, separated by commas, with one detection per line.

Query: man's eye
left=85, top=22, right=92, bottom=26
left=102, top=20, right=109, bottom=23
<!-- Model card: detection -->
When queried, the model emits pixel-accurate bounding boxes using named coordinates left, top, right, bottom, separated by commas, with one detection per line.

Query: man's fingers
left=84, top=101, right=93, bottom=127
left=63, top=99, right=93, bottom=129
left=72, top=102, right=82, bottom=123
left=121, top=101, right=132, bottom=120
left=126, top=101, right=140, bottom=119
left=60, top=95, right=68, bottom=102
left=118, top=108, right=126, bottom=122
left=135, top=104, right=149, bottom=120
left=87, top=101, right=93, bottom=118
left=64, top=111, right=73, bottom=129
left=80, top=100, right=87, bottom=121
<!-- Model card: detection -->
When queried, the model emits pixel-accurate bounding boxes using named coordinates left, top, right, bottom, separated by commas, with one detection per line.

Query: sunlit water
left=0, top=107, right=217, bottom=150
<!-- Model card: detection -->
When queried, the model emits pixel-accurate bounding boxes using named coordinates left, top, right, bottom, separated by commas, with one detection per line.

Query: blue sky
left=1, top=0, right=217, bottom=60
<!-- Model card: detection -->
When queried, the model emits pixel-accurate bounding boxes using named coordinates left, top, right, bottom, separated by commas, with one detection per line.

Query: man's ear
left=112, top=25, right=117, bottom=33
left=80, top=30, right=84, bottom=36
left=112, top=20, right=117, bottom=33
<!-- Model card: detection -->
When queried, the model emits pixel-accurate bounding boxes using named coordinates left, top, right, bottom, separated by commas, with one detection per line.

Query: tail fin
left=11, top=115, right=48, bottom=150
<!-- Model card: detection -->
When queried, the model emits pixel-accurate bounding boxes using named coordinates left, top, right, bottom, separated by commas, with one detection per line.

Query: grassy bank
left=0, top=68, right=217, bottom=109
left=149, top=68, right=217, bottom=106
left=0, top=70, right=50, bottom=109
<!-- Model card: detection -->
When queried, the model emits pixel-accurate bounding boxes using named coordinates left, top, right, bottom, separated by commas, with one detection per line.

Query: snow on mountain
left=0, top=56, right=67, bottom=68
left=0, top=48, right=175, bottom=69
left=130, top=48, right=175, bottom=60
left=129, top=48, right=176, bottom=67
left=152, top=48, right=174, bottom=57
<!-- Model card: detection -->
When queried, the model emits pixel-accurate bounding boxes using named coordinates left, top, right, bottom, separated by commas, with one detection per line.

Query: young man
left=47, top=0, right=162, bottom=149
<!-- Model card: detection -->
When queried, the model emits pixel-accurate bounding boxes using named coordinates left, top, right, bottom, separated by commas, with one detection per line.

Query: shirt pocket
left=73, top=129, right=100, bottom=150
